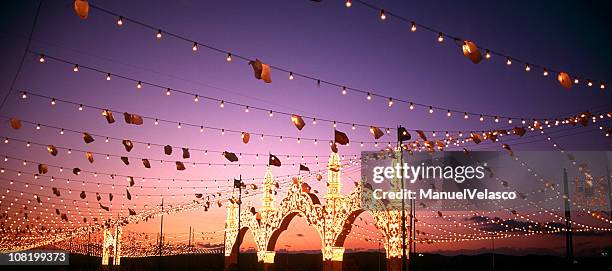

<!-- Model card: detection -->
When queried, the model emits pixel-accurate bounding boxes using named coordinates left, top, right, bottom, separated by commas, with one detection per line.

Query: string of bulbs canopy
left=341, top=0, right=607, bottom=91
left=64, top=3, right=608, bottom=123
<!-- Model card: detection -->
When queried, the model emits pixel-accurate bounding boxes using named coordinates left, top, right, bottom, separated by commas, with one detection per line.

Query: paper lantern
left=176, top=161, right=186, bottom=171
left=369, top=126, right=384, bottom=139
left=291, top=115, right=305, bottom=130
left=123, top=112, right=143, bottom=125
left=249, top=59, right=272, bottom=83
left=182, top=148, right=190, bottom=159
left=102, top=110, right=115, bottom=124
left=241, top=132, right=250, bottom=144
left=38, top=164, right=48, bottom=174
left=9, top=118, right=21, bottom=129
left=142, top=159, right=151, bottom=168
left=47, top=145, right=58, bottom=156
left=334, top=129, right=349, bottom=145
left=557, top=72, right=572, bottom=89
left=223, top=151, right=238, bottom=162
left=86, top=152, right=94, bottom=163
left=164, top=145, right=172, bottom=155
left=121, top=157, right=129, bottom=165
left=73, top=0, right=89, bottom=20
left=462, top=40, right=482, bottom=64
left=122, top=140, right=134, bottom=152
left=83, top=133, right=95, bottom=144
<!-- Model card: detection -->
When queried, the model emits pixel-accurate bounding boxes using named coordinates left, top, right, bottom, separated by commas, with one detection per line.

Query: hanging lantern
left=123, top=112, right=144, bottom=125
left=122, top=140, right=134, bottom=152
left=241, top=132, right=250, bottom=144
left=416, top=130, right=428, bottom=141
left=291, top=115, right=305, bottom=130
left=83, top=133, right=95, bottom=144
left=176, top=161, right=186, bottom=171
left=86, top=152, right=94, bottom=163
left=120, top=156, right=129, bottom=165
left=9, top=118, right=22, bottom=129
left=461, top=40, right=482, bottom=64
left=47, top=145, right=58, bottom=156
left=249, top=59, right=272, bottom=83
left=142, top=159, right=151, bottom=168
left=182, top=148, right=190, bottom=159
left=369, top=126, right=384, bottom=139
left=38, top=164, right=48, bottom=174
left=102, top=110, right=115, bottom=124
left=73, top=0, right=89, bottom=20
left=164, top=145, right=172, bottom=155
left=557, top=72, right=572, bottom=89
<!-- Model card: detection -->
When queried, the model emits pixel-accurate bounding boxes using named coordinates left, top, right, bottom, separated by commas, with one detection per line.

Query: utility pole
left=234, top=175, right=243, bottom=270
left=159, top=198, right=164, bottom=257
left=562, top=168, right=574, bottom=264
left=398, top=126, right=408, bottom=271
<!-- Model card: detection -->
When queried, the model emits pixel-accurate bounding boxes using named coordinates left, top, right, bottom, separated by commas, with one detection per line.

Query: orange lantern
left=462, top=40, right=482, bottom=64
left=557, top=72, right=572, bottom=89
left=73, top=0, right=89, bottom=20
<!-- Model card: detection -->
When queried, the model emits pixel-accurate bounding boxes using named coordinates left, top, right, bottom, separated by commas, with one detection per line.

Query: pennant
left=233, top=179, right=242, bottom=189
left=397, top=127, right=411, bottom=142
left=9, top=118, right=22, bottom=129
left=176, top=161, right=186, bottom=171
left=121, top=156, right=129, bottom=165
left=241, top=132, right=250, bottom=144
left=334, top=129, right=349, bottom=145
left=291, top=115, right=305, bottom=130
left=38, top=164, right=48, bottom=174
left=83, top=133, right=95, bottom=144
left=182, top=148, right=190, bottom=159
left=223, top=151, right=238, bottom=162
left=73, top=0, right=89, bottom=19
left=102, top=109, right=115, bottom=124
left=122, top=140, right=134, bottom=152
left=369, top=126, right=384, bottom=139
left=299, top=164, right=310, bottom=172
left=249, top=59, right=272, bottom=83
left=47, top=145, right=58, bottom=156
left=164, top=145, right=172, bottom=155
left=86, top=152, right=94, bottom=163
left=128, top=208, right=137, bottom=216
left=123, top=112, right=143, bottom=125
left=269, top=154, right=281, bottom=167
left=142, top=159, right=151, bottom=168
left=462, top=40, right=483, bottom=64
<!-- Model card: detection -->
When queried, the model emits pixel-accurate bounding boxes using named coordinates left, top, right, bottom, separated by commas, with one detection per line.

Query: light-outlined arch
left=224, top=152, right=408, bottom=271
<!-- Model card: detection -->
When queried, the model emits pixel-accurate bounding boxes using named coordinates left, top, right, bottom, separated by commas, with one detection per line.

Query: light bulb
left=525, top=64, right=531, bottom=71
left=193, top=95, right=199, bottom=102
left=289, top=72, right=294, bottom=80
left=192, top=42, right=198, bottom=51
left=136, top=81, right=142, bottom=89
left=220, top=101, right=224, bottom=108
left=244, top=106, right=249, bottom=113
left=388, top=98, right=393, bottom=107
left=380, top=9, right=386, bottom=20
left=410, top=22, right=417, bottom=32
left=543, top=69, right=549, bottom=76
left=73, top=65, right=79, bottom=72
left=409, top=103, right=414, bottom=110
left=506, top=58, right=512, bottom=66
left=366, top=93, right=372, bottom=100
left=428, top=106, right=433, bottom=114
left=78, top=104, right=83, bottom=111
left=447, top=110, right=452, bottom=117
left=51, top=98, right=56, bottom=105
left=464, top=113, right=469, bottom=119
left=587, top=80, right=593, bottom=87
left=156, top=30, right=162, bottom=39
left=117, top=16, right=123, bottom=26
left=106, top=73, right=111, bottom=80
left=165, top=88, right=171, bottom=96
left=341, top=87, right=347, bottom=95
left=437, top=32, right=444, bottom=43
left=269, top=111, right=273, bottom=117
left=485, top=50, right=491, bottom=59
left=345, top=0, right=352, bottom=8
left=226, top=53, right=232, bottom=62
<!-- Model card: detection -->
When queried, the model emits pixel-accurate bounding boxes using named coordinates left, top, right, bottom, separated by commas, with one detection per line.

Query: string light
left=73, top=65, right=79, bottom=72
left=268, top=110, right=273, bottom=117
left=587, top=80, right=593, bottom=87
left=165, top=88, right=171, bottom=96
left=244, top=106, right=249, bottom=113
left=78, top=104, right=83, bottom=111
left=136, top=81, right=142, bottom=89
left=117, top=16, right=123, bottom=26
left=366, top=92, right=372, bottom=100
left=20, top=91, right=27, bottom=99
left=106, top=73, right=111, bottom=80
left=485, top=50, right=491, bottom=59
left=409, top=103, right=414, bottom=110
left=38, top=54, right=45, bottom=63
left=543, top=69, right=549, bottom=76
left=410, top=22, right=417, bottom=32
left=428, top=106, right=434, bottom=114
left=345, top=0, right=352, bottom=8
left=437, top=32, right=444, bottom=43
left=341, top=86, right=347, bottom=95
left=288, top=72, right=294, bottom=80
left=506, top=58, right=512, bottom=66
left=193, top=95, right=199, bottom=102
left=156, top=30, right=162, bottom=39
left=524, top=63, right=531, bottom=72
left=379, top=9, right=386, bottom=20
left=388, top=98, right=393, bottom=107
left=601, top=82, right=606, bottom=89
left=446, top=110, right=452, bottom=117
left=220, top=101, right=225, bottom=108
left=192, top=42, right=198, bottom=51
left=226, top=53, right=232, bottom=62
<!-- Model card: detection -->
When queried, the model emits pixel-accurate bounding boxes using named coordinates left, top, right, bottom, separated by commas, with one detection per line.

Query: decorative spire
left=325, top=152, right=342, bottom=199
left=261, top=166, right=275, bottom=210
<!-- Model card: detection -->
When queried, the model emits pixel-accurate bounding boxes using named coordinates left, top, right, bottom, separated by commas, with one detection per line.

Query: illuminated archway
left=224, top=152, right=409, bottom=271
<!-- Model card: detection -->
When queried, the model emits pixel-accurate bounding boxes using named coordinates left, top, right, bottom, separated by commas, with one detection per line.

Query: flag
left=223, top=151, right=239, bottom=162
left=233, top=179, right=242, bottom=188
left=269, top=154, right=281, bottom=167
left=397, top=126, right=411, bottom=142
left=299, top=164, right=310, bottom=172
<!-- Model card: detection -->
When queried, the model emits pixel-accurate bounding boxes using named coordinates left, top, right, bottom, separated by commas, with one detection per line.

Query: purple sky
left=0, top=0, right=611, bottom=255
